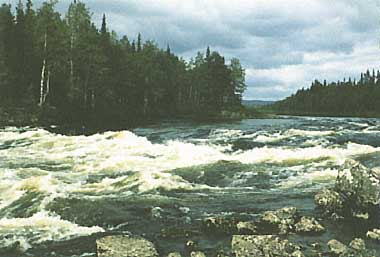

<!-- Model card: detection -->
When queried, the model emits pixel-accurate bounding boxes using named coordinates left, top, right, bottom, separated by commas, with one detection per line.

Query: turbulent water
left=0, top=116, right=380, bottom=256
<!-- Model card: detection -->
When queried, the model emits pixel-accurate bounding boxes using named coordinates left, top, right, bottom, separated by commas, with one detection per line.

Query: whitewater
left=0, top=116, right=379, bottom=256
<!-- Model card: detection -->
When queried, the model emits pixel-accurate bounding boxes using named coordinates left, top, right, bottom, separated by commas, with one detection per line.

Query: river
left=0, top=116, right=379, bottom=256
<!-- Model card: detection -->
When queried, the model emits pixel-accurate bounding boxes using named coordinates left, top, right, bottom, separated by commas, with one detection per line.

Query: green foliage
left=273, top=71, right=380, bottom=117
left=0, top=1, right=247, bottom=128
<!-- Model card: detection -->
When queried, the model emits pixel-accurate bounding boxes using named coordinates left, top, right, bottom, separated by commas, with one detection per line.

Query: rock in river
left=316, top=160, right=379, bottom=218
left=327, top=239, right=348, bottom=256
left=294, top=216, right=325, bottom=234
left=96, top=235, right=159, bottom=257
left=314, top=188, right=344, bottom=215
left=231, top=235, right=302, bottom=257
left=190, top=251, right=207, bottom=257
left=367, top=229, right=380, bottom=241
left=257, top=207, right=298, bottom=235
left=237, top=221, right=258, bottom=234
left=327, top=238, right=376, bottom=257
left=202, top=216, right=237, bottom=234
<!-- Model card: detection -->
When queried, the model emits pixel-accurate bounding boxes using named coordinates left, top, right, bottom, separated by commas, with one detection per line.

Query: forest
left=0, top=0, right=247, bottom=128
left=272, top=69, right=380, bottom=117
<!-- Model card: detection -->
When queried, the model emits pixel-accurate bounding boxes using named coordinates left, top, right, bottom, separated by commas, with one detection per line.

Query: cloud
left=4, top=0, right=380, bottom=100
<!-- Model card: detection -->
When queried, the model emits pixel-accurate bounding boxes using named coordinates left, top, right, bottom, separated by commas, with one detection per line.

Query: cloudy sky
left=5, top=0, right=380, bottom=100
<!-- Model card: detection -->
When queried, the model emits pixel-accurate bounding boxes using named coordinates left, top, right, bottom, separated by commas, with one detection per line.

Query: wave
left=0, top=129, right=379, bottom=196
left=0, top=211, right=103, bottom=251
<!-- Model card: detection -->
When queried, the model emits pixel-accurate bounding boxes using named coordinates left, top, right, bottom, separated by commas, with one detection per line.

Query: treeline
left=0, top=0, right=246, bottom=127
left=272, top=69, right=380, bottom=117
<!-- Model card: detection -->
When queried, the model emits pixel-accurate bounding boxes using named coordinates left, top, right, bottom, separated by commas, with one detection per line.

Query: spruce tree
left=137, top=33, right=142, bottom=52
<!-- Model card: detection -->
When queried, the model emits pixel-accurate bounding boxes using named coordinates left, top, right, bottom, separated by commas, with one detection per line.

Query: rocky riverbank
left=92, top=160, right=379, bottom=257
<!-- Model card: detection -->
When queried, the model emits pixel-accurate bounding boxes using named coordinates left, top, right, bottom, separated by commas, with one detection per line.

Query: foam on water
left=0, top=211, right=104, bottom=251
left=1, top=128, right=379, bottom=196
left=0, top=121, right=379, bottom=251
left=233, top=143, right=379, bottom=165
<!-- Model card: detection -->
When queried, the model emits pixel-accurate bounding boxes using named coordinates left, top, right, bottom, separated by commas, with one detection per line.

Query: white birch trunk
left=70, top=34, right=74, bottom=91
left=43, top=70, right=50, bottom=104
left=39, top=32, right=47, bottom=107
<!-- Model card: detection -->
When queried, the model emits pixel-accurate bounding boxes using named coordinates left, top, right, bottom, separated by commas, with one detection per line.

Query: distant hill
left=243, top=100, right=275, bottom=106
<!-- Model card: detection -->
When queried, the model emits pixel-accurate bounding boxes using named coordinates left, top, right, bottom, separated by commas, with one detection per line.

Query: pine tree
left=137, top=33, right=142, bottom=52
left=101, top=13, right=107, bottom=35
left=0, top=4, right=14, bottom=104
left=206, top=46, right=210, bottom=59
left=131, top=40, right=136, bottom=52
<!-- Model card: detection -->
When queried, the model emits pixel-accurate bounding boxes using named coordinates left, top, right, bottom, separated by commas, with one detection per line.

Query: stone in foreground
left=295, top=216, right=325, bottom=234
left=237, top=221, right=258, bottom=234
left=327, top=239, right=348, bottom=256
left=96, top=235, right=159, bottom=257
left=231, top=235, right=301, bottom=257
left=314, top=189, right=343, bottom=215
left=202, top=216, right=237, bottom=234
left=349, top=238, right=366, bottom=251
left=190, top=251, right=207, bottom=257
left=367, top=229, right=380, bottom=241
left=258, top=207, right=298, bottom=235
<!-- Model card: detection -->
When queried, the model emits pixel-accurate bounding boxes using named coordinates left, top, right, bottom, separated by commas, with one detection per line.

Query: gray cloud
left=4, top=0, right=380, bottom=100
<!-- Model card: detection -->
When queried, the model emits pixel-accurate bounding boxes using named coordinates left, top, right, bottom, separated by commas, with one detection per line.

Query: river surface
left=0, top=116, right=380, bottom=256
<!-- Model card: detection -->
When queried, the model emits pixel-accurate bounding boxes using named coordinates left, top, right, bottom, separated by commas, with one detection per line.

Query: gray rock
left=258, top=207, right=298, bottom=235
left=96, top=235, right=159, bottom=257
left=336, top=161, right=379, bottom=202
left=327, top=238, right=376, bottom=257
left=185, top=240, right=197, bottom=251
left=202, top=216, right=237, bottom=234
left=316, top=160, right=379, bottom=218
left=291, top=250, right=305, bottom=257
left=295, top=216, right=325, bottom=234
left=237, top=221, right=257, bottom=234
left=231, top=235, right=301, bottom=257
left=327, top=239, right=348, bottom=256
left=190, top=251, right=206, bottom=257
left=314, top=188, right=344, bottom=215
left=367, top=229, right=380, bottom=241
left=349, top=238, right=366, bottom=251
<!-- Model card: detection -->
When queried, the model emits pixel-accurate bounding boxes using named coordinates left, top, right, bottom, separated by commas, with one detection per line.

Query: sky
left=4, top=0, right=380, bottom=100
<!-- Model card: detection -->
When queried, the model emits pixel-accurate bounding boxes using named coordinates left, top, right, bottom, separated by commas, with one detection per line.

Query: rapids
left=0, top=116, right=379, bottom=256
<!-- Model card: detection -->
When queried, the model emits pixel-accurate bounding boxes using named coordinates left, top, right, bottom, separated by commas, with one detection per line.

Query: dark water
left=0, top=116, right=379, bottom=256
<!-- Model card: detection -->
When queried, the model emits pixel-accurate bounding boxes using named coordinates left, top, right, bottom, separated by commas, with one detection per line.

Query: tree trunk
left=84, top=58, right=91, bottom=111
left=70, top=33, right=74, bottom=92
left=43, top=69, right=50, bottom=104
left=38, top=32, right=47, bottom=107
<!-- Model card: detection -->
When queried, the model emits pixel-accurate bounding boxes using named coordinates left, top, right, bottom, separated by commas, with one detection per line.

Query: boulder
left=231, top=235, right=301, bottom=257
left=96, top=235, right=159, bottom=257
left=237, top=221, right=257, bottom=234
left=294, top=216, right=325, bottom=234
left=336, top=160, right=379, bottom=206
left=291, top=250, right=305, bottom=257
left=314, top=188, right=344, bottom=215
left=349, top=238, right=366, bottom=251
left=257, top=207, right=298, bottom=235
left=202, top=216, right=237, bottom=234
left=190, top=252, right=206, bottom=257
left=316, top=160, right=379, bottom=218
left=327, top=238, right=376, bottom=257
left=335, top=161, right=378, bottom=216
left=327, top=239, right=348, bottom=256
left=367, top=229, right=380, bottom=241
left=185, top=240, right=197, bottom=252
